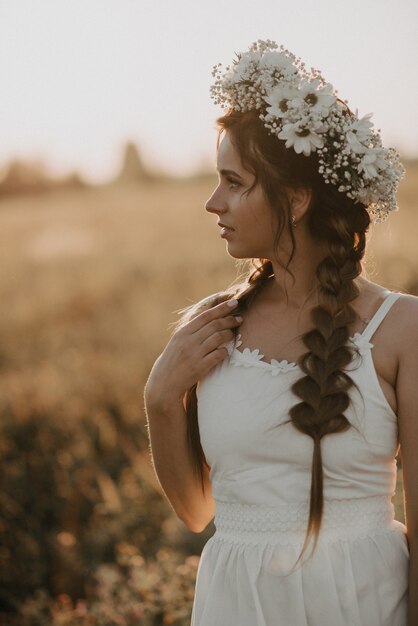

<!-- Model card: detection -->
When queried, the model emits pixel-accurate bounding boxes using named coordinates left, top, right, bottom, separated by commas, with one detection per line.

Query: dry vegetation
left=0, top=162, right=417, bottom=624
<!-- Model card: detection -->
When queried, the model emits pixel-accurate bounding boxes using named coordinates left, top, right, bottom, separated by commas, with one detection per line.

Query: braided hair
left=175, top=108, right=371, bottom=560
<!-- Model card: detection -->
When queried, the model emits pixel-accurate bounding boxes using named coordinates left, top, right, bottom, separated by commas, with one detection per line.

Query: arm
left=396, top=295, right=418, bottom=626
left=144, top=297, right=242, bottom=532
left=144, top=387, right=214, bottom=532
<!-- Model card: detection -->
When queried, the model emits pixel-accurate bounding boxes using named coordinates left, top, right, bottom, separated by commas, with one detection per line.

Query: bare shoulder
left=358, top=278, right=417, bottom=332
left=393, top=291, right=418, bottom=315
left=375, top=289, right=418, bottom=364
left=355, top=279, right=417, bottom=365
left=393, top=292, right=418, bottom=351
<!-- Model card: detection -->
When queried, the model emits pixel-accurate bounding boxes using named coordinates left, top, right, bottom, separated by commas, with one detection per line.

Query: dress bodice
left=196, top=291, right=401, bottom=507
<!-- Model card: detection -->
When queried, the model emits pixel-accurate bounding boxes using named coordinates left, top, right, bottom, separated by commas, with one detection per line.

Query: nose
left=205, top=186, right=227, bottom=215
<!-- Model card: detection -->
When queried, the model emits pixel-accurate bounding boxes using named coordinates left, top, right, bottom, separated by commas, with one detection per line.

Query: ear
left=288, top=187, right=312, bottom=220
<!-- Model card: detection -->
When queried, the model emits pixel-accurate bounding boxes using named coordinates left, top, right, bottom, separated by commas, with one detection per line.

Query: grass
left=0, top=161, right=416, bottom=620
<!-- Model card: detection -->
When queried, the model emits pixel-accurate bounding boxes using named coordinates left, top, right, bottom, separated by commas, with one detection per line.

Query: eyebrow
left=217, top=168, right=244, bottom=180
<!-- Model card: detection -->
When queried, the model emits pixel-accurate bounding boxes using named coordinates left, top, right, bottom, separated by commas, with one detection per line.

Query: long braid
left=289, top=194, right=369, bottom=561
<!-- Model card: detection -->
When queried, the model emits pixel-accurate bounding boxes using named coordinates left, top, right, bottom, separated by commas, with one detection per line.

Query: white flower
left=346, top=113, right=374, bottom=153
left=278, top=122, right=324, bottom=156
left=259, top=50, right=297, bottom=76
left=263, top=84, right=300, bottom=118
left=225, top=51, right=261, bottom=82
left=224, top=63, right=247, bottom=82
left=298, top=79, right=336, bottom=112
left=241, top=348, right=265, bottom=362
left=231, top=347, right=266, bottom=368
left=270, top=359, right=298, bottom=375
left=358, top=147, right=388, bottom=179
left=346, top=132, right=367, bottom=154
left=349, top=113, right=374, bottom=140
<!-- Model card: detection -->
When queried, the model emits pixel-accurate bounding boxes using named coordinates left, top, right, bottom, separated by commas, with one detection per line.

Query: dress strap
left=360, top=291, right=402, bottom=342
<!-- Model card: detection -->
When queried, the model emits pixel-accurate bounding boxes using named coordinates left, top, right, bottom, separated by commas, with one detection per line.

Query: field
left=0, top=164, right=417, bottom=623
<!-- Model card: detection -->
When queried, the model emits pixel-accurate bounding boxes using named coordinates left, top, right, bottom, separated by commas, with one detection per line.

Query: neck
left=266, top=235, right=326, bottom=309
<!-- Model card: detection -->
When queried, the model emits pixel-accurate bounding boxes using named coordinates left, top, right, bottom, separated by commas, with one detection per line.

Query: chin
left=225, top=242, right=266, bottom=260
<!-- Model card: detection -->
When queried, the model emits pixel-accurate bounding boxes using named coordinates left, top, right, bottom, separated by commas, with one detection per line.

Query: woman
left=144, top=40, right=417, bottom=625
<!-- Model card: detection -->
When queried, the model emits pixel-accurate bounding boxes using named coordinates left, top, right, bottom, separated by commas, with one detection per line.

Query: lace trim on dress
left=227, top=333, right=374, bottom=375
left=212, top=495, right=398, bottom=547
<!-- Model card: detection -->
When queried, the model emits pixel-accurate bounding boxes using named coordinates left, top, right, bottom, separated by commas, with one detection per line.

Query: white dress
left=191, top=290, right=409, bottom=626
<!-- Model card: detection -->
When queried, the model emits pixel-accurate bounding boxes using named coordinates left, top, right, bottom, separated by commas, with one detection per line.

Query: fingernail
left=235, top=315, right=243, bottom=322
left=227, top=299, right=238, bottom=307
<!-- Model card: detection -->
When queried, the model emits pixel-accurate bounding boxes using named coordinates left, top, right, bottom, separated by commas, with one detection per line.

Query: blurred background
left=0, top=1, right=417, bottom=624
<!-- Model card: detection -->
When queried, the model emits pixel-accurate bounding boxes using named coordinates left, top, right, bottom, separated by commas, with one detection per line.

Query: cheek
left=236, top=190, right=275, bottom=232
left=249, top=203, right=276, bottom=231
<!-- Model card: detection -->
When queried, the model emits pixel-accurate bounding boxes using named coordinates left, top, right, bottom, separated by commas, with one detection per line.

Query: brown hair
left=175, top=108, right=371, bottom=561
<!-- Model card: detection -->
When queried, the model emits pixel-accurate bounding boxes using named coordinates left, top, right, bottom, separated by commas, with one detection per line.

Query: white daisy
left=358, top=147, right=388, bottom=179
left=346, top=113, right=374, bottom=153
left=299, top=79, right=336, bottom=112
left=278, top=122, right=324, bottom=156
left=263, top=84, right=300, bottom=118
left=346, top=132, right=367, bottom=154
left=349, top=113, right=374, bottom=140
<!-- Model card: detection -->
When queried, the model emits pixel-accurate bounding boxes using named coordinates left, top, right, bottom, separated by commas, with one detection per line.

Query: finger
left=187, top=299, right=240, bottom=334
left=200, top=346, right=230, bottom=375
left=199, top=328, right=236, bottom=356
left=193, top=313, right=242, bottom=345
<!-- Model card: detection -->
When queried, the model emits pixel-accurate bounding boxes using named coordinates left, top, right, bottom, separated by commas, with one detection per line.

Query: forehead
left=217, top=133, right=243, bottom=170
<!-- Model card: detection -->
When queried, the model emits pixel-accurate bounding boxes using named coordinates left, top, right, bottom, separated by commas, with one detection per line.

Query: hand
left=145, top=299, right=242, bottom=406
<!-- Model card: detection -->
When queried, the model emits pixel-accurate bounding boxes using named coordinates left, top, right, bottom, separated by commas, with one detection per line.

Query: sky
left=0, top=0, right=417, bottom=183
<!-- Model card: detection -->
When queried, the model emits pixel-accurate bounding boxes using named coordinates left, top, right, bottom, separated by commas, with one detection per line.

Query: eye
left=227, top=178, right=241, bottom=189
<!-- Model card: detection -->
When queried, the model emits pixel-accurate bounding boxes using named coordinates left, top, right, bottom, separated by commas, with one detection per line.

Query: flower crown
left=210, top=40, right=405, bottom=224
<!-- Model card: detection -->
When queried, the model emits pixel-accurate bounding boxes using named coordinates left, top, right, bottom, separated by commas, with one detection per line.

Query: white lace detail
left=230, top=333, right=299, bottom=374
left=213, top=495, right=395, bottom=546
left=228, top=332, right=373, bottom=375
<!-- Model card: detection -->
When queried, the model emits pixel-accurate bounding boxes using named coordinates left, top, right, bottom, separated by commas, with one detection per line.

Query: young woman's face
left=205, top=133, right=279, bottom=259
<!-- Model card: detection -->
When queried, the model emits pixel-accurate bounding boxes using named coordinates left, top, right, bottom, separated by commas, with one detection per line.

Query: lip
left=218, top=222, right=234, bottom=230
left=219, top=225, right=234, bottom=239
